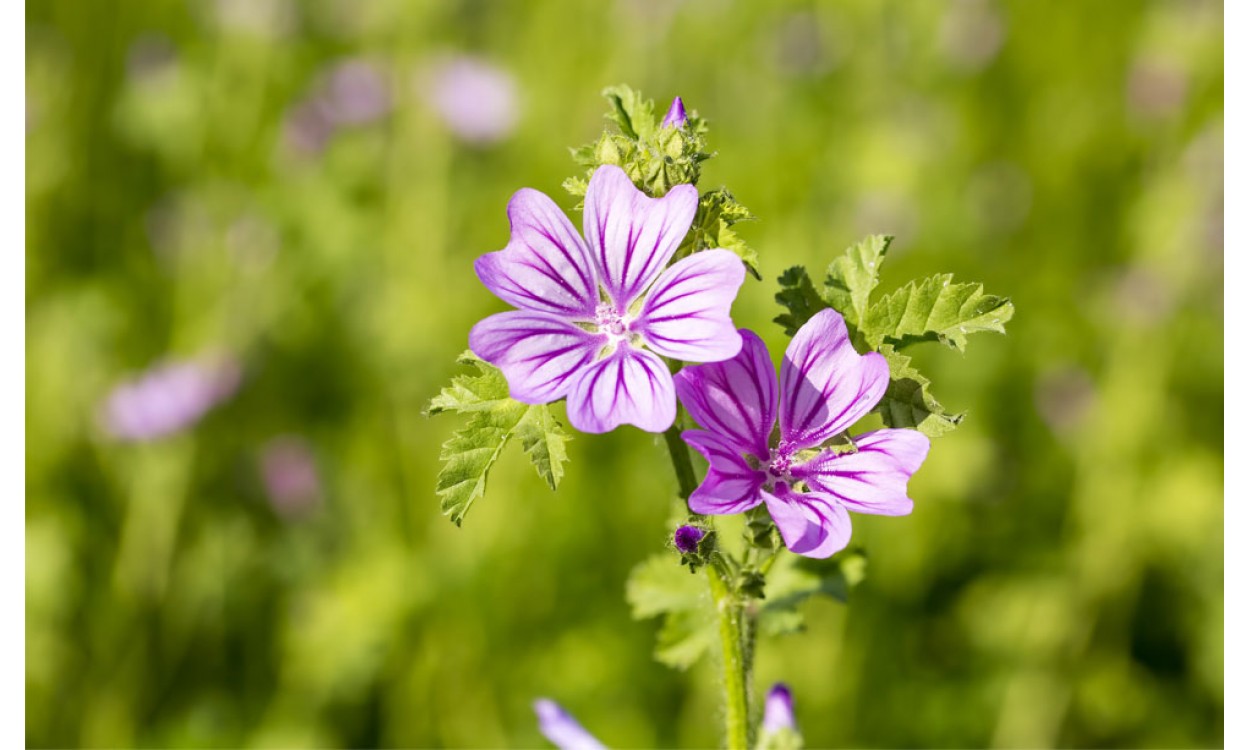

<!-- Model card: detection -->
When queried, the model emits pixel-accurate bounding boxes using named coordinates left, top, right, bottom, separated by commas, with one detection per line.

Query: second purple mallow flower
left=674, top=309, right=930, bottom=558
left=470, top=164, right=746, bottom=434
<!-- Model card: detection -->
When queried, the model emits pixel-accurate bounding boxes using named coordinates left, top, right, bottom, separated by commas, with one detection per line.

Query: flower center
left=595, top=303, right=632, bottom=341
left=766, top=441, right=798, bottom=483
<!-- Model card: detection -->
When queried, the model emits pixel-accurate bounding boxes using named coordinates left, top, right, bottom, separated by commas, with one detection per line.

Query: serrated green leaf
left=429, top=354, right=571, bottom=525
left=757, top=549, right=867, bottom=636
left=876, top=345, right=963, bottom=437
left=773, top=266, right=826, bottom=336
left=435, top=409, right=523, bottom=525
left=862, top=273, right=1015, bottom=352
left=822, top=235, right=892, bottom=330
left=626, top=554, right=716, bottom=670
left=515, top=405, right=570, bottom=490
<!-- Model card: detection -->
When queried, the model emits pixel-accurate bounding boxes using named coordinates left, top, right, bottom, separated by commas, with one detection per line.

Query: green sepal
left=677, top=188, right=760, bottom=279
left=427, top=353, right=571, bottom=525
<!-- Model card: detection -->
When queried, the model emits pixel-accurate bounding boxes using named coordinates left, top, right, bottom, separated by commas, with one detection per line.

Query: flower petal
left=681, top=429, right=767, bottom=514
left=583, top=165, right=698, bottom=309
left=673, top=330, right=778, bottom=460
left=566, top=347, right=675, bottom=433
left=792, top=429, right=929, bottom=516
left=475, top=188, right=599, bottom=317
left=533, top=699, right=606, bottom=750
left=763, top=486, right=852, bottom=558
left=637, top=249, right=746, bottom=362
left=469, top=311, right=606, bottom=403
left=779, top=308, right=889, bottom=449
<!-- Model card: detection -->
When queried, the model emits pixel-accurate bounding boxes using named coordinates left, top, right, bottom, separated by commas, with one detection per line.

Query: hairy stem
left=707, top=564, right=751, bottom=750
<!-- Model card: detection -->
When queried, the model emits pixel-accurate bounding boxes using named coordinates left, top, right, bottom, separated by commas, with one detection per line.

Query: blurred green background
left=26, top=0, right=1223, bottom=747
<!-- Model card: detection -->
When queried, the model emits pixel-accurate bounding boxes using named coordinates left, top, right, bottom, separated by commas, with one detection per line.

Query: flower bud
left=660, top=96, right=687, bottom=128
left=762, top=683, right=795, bottom=733
left=674, top=524, right=705, bottom=554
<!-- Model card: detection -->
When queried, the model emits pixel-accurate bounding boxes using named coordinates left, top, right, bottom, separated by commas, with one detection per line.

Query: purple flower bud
left=762, top=683, right=795, bottom=733
left=533, top=699, right=605, bottom=750
left=102, top=356, right=241, bottom=441
left=660, top=96, right=687, bottom=128
left=674, top=524, right=704, bottom=554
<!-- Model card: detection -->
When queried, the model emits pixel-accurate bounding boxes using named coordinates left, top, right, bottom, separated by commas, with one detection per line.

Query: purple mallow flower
left=660, top=96, right=687, bottom=128
left=674, top=524, right=705, bottom=553
left=534, top=699, right=606, bottom=750
left=675, top=309, right=930, bottom=558
left=103, top=357, right=240, bottom=441
left=470, top=165, right=745, bottom=434
left=761, top=683, right=796, bottom=733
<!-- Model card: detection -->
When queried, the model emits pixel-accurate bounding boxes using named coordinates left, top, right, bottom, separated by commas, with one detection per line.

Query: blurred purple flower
left=660, top=96, right=687, bottom=128
left=761, top=683, right=796, bottom=733
left=470, top=165, right=745, bottom=433
left=533, top=699, right=605, bottom=750
left=675, top=310, right=929, bottom=559
left=103, top=357, right=241, bottom=441
left=421, top=55, right=519, bottom=145
left=284, top=58, right=391, bottom=155
left=260, top=436, right=322, bottom=518
left=674, top=524, right=704, bottom=553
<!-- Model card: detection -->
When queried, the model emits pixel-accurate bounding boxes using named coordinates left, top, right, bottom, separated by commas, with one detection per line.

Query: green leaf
left=773, top=265, right=826, bottom=336
left=757, top=549, right=867, bottom=637
left=601, top=84, right=656, bottom=142
left=875, top=345, right=963, bottom=437
left=862, top=273, right=1015, bottom=352
left=625, top=554, right=716, bottom=670
left=515, top=405, right=570, bottom=490
left=822, top=235, right=892, bottom=330
left=428, top=354, right=571, bottom=525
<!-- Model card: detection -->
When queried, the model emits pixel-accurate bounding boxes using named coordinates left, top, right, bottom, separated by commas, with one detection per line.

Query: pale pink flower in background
left=420, top=55, right=519, bottom=145
left=283, top=58, right=391, bottom=155
left=103, top=356, right=241, bottom=441
left=260, top=436, right=322, bottom=518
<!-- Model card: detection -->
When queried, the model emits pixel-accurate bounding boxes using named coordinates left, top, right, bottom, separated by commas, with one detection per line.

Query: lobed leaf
left=773, top=266, right=825, bottom=336
left=625, top=554, right=716, bottom=670
left=756, top=549, right=867, bottom=636
left=875, top=345, right=963, bottom=437
left=601, top=84, right=656, bottom=142
left=429, top=354, right=572, bottom=525
left=862, top=274, right=1014, bottom=352
left=822, top=235, right=892, bottom=331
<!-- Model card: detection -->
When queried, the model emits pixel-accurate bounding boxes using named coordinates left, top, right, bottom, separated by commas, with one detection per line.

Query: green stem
left=662, top=405, right=752, bottom=749
left=707, top=564, right=751, bottom=750
left=663, top=423, right=699, bottom=500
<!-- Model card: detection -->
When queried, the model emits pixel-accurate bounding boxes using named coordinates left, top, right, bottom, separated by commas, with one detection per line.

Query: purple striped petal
left=469, top=311, right=606, bottom=403
left=763, top=485, right=853, bottom=559
left=673, top=330, right=778, bottom=460
left=566, top=347, right=676, bottom=433
left=583, top=165, right=698, bottom=310
left=637, top=249, right=745, bottom=362
left=792, top=429, right=929, bottom=516
left=681, top=429, right=767, bottom=515
left=533, top=699, right=606, bottom=750
left=475, top=188, right=599, bottom=317
left=779, top=309, right=889, bottom=449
